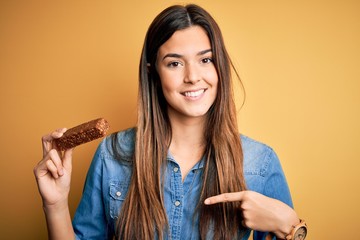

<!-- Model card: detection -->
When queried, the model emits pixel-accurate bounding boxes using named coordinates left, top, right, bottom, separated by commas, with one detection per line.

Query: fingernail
left=59, top=168, right=64, bottom=176
left=204, top=199, right=210, bottom=205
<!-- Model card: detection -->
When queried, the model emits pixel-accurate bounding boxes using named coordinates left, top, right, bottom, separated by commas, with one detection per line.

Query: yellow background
left=1, top=0, right=359, bottom=239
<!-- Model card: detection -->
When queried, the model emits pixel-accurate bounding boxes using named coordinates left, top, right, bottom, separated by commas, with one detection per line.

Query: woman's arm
left=204, top=191, right=299, bottom=239
left=33, top=128, right=75, bottom=240
left=43, top=201, right=75, bottom=240
left=204, top=147, right=301, bottom=239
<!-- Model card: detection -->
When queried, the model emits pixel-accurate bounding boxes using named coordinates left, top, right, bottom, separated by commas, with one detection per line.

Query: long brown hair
left=114, top=4, right=247, bottom=239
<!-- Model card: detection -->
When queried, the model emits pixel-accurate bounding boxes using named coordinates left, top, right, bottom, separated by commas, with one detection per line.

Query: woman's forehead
left=157, top=26, right=211, bottom=58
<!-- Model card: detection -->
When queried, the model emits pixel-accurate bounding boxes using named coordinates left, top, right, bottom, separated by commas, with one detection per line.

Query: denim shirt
left=73, top=128, right=293, bottom=240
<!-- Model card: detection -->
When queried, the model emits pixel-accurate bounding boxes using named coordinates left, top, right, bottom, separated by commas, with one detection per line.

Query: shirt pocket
left=109, top=181, right=129, bottom=219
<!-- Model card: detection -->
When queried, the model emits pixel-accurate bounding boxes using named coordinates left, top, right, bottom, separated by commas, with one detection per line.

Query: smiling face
left=156, top=26, right=218, bottom=123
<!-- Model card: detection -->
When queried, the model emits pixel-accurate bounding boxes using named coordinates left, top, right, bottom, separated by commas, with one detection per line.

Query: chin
left=186, top=110, right=210, bottom=118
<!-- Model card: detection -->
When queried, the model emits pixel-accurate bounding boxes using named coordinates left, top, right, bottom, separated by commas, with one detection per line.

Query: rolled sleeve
left=73, top=142, right=112, bottom=240
left=242, top=135, right=293, bottom=240
left=253, top=149, right=293, bottom=240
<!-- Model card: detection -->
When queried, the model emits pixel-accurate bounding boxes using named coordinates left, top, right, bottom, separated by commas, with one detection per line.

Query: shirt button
left=174, top=200, right=181, bottom=207
left=173, top=167, right=179, bottom=172
left=116, top=191, right=122, bottom=197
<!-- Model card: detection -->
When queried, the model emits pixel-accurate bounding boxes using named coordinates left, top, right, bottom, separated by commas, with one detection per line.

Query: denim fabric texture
left=73, top=128, right=293, bottom=240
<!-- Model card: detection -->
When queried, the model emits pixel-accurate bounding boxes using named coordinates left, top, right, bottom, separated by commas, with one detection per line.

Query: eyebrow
left=162, top=49, right=212, bottom=61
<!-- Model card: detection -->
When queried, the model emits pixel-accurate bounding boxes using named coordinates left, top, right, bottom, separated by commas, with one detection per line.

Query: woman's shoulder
left=110, top=127, right=136, bottom=152
left=88, top=128, right=135, bottom=181
left=96, top=127, right=136, bottom=162
left=240, top=134, right=280, bottom=177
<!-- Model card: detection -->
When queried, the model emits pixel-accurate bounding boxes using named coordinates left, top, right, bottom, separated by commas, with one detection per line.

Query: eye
left=201, top=57, right=213, bottom=64
left=167, top=61, right=182, bottom=68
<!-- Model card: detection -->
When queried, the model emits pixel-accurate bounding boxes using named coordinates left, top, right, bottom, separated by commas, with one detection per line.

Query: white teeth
left=184, top=89, right=205, bottom=97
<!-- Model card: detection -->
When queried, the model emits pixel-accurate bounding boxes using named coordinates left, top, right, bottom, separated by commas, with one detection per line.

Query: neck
left=167, top=110, right=207, bottom=181
left=168, top=112, right=206, bottom=148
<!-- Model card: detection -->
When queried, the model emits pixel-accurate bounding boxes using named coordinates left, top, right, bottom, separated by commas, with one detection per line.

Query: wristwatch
left=285, top=219, right=307, bottom=240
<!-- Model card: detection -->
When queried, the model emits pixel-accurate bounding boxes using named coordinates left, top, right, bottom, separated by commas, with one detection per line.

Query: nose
left=184, top=63, right=200, bottom=84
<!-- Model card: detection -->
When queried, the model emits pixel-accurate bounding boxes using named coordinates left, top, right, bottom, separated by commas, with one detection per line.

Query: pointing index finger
left=204, top=192, right=244, bottom=205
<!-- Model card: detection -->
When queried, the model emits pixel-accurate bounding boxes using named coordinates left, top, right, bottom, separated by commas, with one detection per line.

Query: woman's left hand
left=204, top=190, right=299, bottom=238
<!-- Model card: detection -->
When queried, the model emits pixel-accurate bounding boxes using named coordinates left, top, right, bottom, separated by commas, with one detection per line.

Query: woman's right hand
left=34, top=128, right=74, bottom=207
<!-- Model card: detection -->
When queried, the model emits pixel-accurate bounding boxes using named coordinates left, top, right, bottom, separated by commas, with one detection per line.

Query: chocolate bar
left=55, top=118, right=109, bottom=151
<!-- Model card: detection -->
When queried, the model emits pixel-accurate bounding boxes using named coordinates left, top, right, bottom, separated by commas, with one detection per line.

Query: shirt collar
left=166, top=150, right=205, bottom=170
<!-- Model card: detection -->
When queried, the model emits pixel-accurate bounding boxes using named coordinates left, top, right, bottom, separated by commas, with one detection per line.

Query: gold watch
left=285, top=219, right=307, bottom=240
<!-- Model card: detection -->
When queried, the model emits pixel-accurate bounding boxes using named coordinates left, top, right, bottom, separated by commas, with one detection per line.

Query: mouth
left=181, top=89, right=206, bottom=98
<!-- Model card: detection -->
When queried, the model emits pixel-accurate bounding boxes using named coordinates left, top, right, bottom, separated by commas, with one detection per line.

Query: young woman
left=34, top=4, right=306, bottom=240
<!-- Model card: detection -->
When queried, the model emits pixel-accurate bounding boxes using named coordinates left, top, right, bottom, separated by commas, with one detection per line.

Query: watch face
left=294, top=226, right=307, bottom=240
